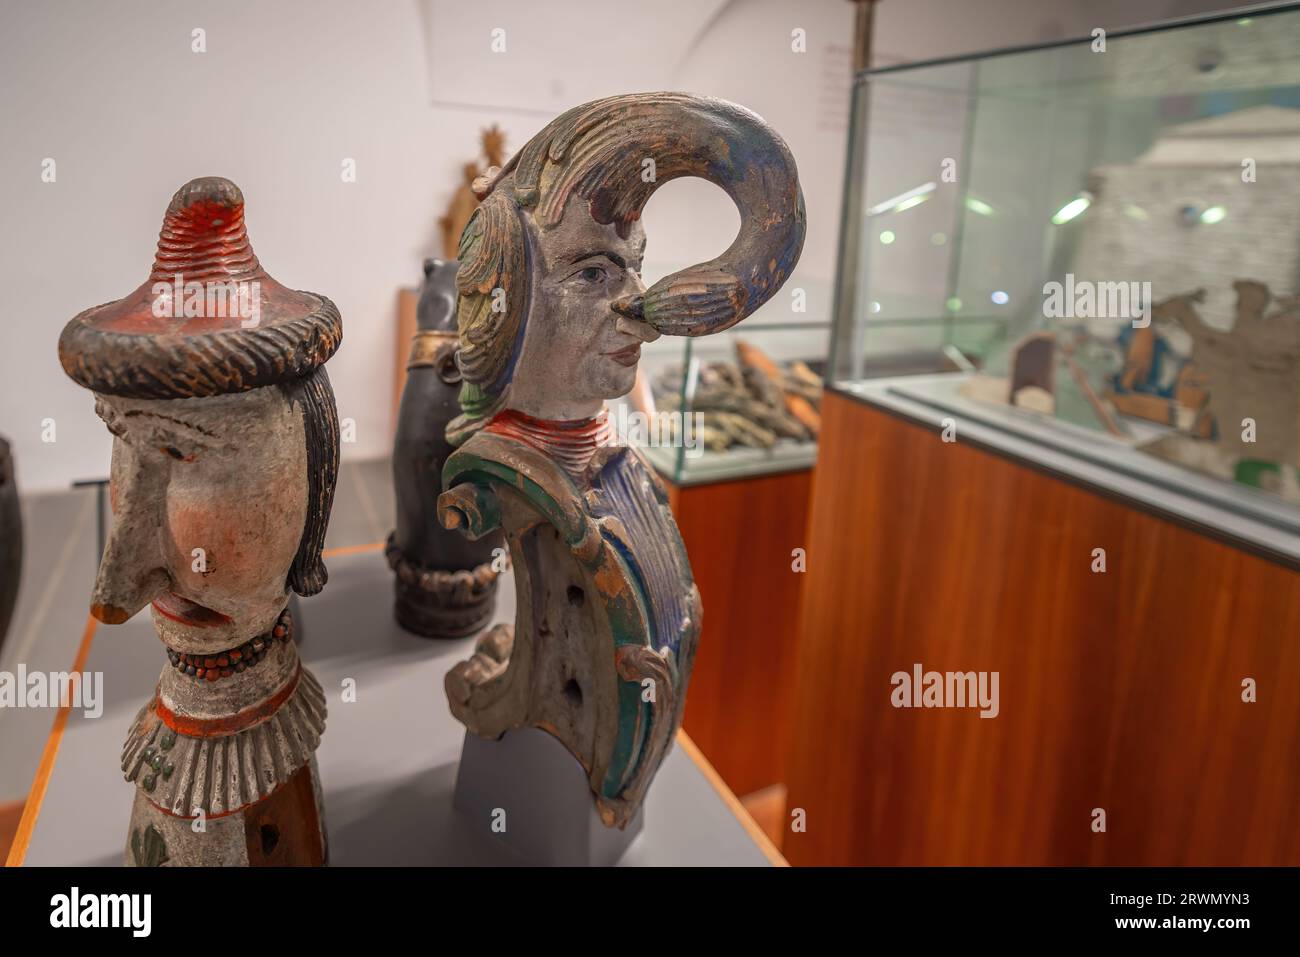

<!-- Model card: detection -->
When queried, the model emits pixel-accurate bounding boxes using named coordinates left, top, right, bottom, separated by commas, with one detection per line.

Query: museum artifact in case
left=830, top=5, right=1300, bottom=564
left=438, top=92, right=804, bottom=839
left=627, top=319, right=830, bottom=485
left=388, top=257, right=502, bottom=638
left=58, top=177, right=342, bottom=866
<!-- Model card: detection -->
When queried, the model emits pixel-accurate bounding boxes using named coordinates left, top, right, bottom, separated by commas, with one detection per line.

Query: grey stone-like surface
left=23, top=548, right=771, bottom=867
left=324, top=458, right=394, bottom=552
left=454, top=728, right=644, bottom=866
left=0, top=487, right=98, bottom=802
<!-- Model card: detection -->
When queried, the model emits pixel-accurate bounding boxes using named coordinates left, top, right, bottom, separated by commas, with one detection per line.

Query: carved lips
left=603, top=344, right=641, bottom=367
left=152, top=591, right=233, bottom=628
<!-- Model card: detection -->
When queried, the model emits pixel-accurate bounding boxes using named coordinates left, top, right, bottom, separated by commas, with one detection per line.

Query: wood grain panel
left=670, top=469, right=813, bottom=799
left=0, top=800, right=23, bottom=864
left=785, top=389, right=1300, bottom=866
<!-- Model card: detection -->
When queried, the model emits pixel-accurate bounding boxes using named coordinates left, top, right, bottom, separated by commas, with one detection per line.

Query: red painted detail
left=155, top=664, right=300, bottom=737
left=152, top=591, right=233, bottom=627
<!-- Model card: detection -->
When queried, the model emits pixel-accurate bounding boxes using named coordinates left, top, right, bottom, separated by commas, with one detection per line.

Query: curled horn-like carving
left=508, top=92, right=806, bottom=338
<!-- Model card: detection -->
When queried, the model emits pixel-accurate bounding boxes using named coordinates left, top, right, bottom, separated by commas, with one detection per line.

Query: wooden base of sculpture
left=125, top=760, right=326, bottom=867
left=453, top=728, right=642, bottom=866
left=120, top=607, right=329, bottom=867
left=386, top=538, right=498, bottom=639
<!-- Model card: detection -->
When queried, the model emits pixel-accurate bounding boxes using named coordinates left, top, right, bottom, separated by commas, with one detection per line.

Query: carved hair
left=449, top=92, right=806, bottom=443
left=60, top=297, right=341, bottom=400
left=451, top=190, right=529, bottom=441
left=281, top=367, right=339, bottom=597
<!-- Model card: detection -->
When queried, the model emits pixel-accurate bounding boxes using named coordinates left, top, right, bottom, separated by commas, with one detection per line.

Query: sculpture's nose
left=89, top=601, right=133, bottom=625
left=615, top=313, right=660, bottom=343
left=89, top=449, right=171, bottom=624
left=613, top=271, right=659, bottom=342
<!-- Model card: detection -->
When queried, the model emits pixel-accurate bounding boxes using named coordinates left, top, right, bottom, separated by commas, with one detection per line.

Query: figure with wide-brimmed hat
left=60, top=176, right=341, bottom=866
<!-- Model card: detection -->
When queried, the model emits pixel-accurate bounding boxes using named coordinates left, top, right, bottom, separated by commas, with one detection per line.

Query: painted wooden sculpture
left=438, top=93, right=805, bottom=827
left=58, top=177, right=341, bottom=866
left=388, top=258, right=502, bottom=637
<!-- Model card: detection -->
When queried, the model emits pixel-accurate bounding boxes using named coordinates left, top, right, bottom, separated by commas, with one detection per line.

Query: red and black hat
left=59, top=176, right=341, bottom=399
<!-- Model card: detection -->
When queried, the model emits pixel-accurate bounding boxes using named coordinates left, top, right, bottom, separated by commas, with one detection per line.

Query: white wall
left=3, top=0, right=517, bottom=491
left=0, top=0, right=858, bottom=492
left=0, top=0, right=1258, bottom=491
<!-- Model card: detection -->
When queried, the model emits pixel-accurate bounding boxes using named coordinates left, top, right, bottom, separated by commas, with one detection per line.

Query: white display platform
left=20, top=549, right=776, bottom=867
left=641, top=440, right=817, bottom=486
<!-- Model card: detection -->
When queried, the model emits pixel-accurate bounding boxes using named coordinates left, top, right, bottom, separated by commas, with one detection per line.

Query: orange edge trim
left=675, top=728, right=790, bottom=867
left=4, top=613, right=99, bottom=867
left=322, top=541, right=386, bottom=559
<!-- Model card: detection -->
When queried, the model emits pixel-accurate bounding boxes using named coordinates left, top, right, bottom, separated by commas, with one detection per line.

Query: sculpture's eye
left=162, top=445, right=188, bottom=461
left=579, top=265, right=605, bottom=283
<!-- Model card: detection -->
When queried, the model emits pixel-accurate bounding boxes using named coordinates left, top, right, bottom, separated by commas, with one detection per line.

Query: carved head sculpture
left=440, top=93, right=805, bottom=833
left=449, top=92, right=806, bottom=440
left=59, top=177, right=341, bottom=651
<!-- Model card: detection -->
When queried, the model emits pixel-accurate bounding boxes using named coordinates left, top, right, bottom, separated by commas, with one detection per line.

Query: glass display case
left=613, top=316, right=831, bottom=487
left=830, top=5, right=1300, bottom=565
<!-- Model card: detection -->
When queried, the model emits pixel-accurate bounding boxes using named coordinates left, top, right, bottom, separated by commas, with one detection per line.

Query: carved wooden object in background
left=387, top=258, right=502, bottom=637
left=438, top=93, right=805, bottom=827
left=652, top=342, right=823, bottom=452
left=1008, top=331, right=1056, bottom=412
left=58, top=177, right=341, bottom=866
left=439, top=125, right=507, bottom=260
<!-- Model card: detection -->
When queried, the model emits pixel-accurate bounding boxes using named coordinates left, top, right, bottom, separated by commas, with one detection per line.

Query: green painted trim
left=442, top=444, right=656, bottom=800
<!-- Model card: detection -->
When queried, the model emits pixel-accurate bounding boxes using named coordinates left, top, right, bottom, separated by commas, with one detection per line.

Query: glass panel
left=832, top=7, right=1300, bottom=531
left=616, top=321, right=830, bottom=485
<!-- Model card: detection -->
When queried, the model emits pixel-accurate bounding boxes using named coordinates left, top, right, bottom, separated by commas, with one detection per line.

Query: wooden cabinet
left=668, top=469, right=813, bottom=803
left=784, top=389, right=1300, bottom=866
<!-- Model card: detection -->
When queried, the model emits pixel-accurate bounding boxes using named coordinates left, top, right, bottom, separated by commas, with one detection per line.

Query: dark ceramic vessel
left=387, top=259, right=502, bottom=638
